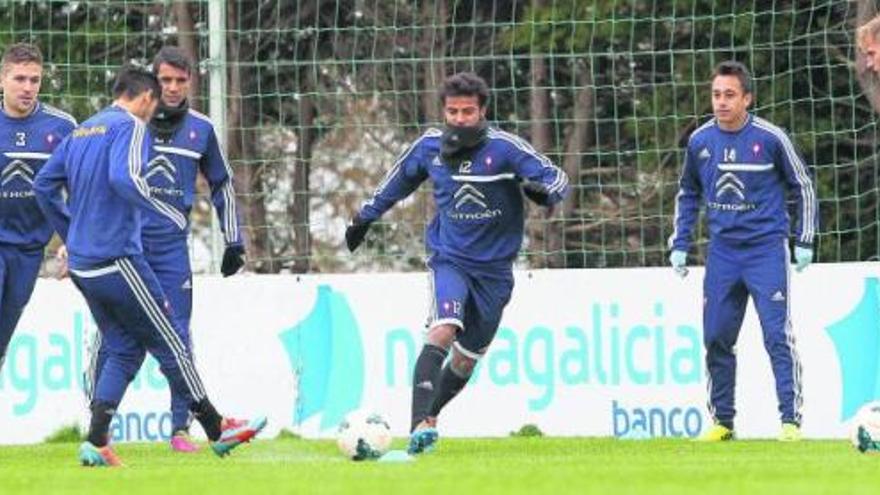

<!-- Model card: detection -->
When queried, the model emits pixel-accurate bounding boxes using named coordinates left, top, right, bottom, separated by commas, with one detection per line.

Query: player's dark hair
left=152, top=46, right=193, bottom=76
left=112, top=65, right=161, bottom=100
left=711, top=60, right=753, bottom=94
left=439, top=72, right=490, bottom=107
left=1, top=43, right=43, bottom=70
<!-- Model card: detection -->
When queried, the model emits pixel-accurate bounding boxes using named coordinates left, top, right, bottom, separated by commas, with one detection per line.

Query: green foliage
left=42, top=424, right=83, bottom=444
left=510, top=423, right=544, bottom=437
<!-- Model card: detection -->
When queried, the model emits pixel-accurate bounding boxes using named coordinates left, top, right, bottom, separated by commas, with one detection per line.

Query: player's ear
left=744, top=91, right=753, bottom=108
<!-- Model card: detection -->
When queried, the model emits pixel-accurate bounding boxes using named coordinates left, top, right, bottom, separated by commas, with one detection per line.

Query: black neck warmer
left=440, top=120, right=489, bottom=164
left=149, top=100, right=189, bottom=141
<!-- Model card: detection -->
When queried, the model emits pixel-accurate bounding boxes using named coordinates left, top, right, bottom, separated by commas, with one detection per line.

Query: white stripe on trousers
left=116, top=259, right=206, bottom=400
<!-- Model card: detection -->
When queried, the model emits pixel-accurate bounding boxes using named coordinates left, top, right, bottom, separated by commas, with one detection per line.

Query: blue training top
left=668, top=114, right=818, bottom=251
left=358, top=127, right=570, bottom=268
left=34, top=105, right=185, bottom=269
left=0, top=102, right=76, bottom=249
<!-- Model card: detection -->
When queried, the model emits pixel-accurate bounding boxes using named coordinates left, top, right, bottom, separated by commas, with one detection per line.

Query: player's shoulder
left=38, top=102, right=78, bottom=127
left=406, top=127, right=442, bottom=152
left=750, top=115, right=795, bottom=145
left=186, top=108, right=217, bottom=131
left=486, top=127, right=544, bottom=156
left=686, top=117, right=716, bottom=146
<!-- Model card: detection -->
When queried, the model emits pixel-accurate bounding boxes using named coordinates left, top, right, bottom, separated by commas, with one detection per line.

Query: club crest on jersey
left=189, top=130, right=197, bottom=141
left=752, top=142, right=762, bottom=156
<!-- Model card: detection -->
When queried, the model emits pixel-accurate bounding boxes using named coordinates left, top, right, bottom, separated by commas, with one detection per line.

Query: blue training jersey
left=358, top=127, right=569, bottom=267
left=142, top=109, right=242, bottom=246
left=34, top=105, right=186, bottom=269
left=0, top=102, right=76, bottom=249
left=668, top=114, right=818, bottom=251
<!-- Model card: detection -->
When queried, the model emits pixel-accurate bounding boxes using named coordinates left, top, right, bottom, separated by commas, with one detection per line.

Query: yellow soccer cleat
left=779, top=423, right=802, bottom=442
left=694, top=423, right=735, bottom=442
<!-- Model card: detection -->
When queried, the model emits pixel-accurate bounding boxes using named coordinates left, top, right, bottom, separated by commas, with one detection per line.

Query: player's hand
left=794, top=246, right=813, bottom=273
left=669, top=250, right=688, bottom=278
left=522, top=184, right=552, bottom=207
left=221, top=244, right=246, bottom=277
left=55, top=244, right=69, bottom=280
left=345, top=217, right=372, bottom=252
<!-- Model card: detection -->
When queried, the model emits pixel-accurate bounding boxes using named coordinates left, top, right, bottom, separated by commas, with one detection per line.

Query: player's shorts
left=426, top=254, right=514, bottom=359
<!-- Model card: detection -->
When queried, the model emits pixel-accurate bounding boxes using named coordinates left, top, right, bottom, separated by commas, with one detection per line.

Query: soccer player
left=85, top=46, right=245, bottom=453
left=33, top=66, right=264, bottom=467
left=668, top=61, right=818, bottom=442
left=0, top=43, right=76, bottom=371
left=858, top=15, right=880, bottom=75
left=346, top=72, right=569, bottom=454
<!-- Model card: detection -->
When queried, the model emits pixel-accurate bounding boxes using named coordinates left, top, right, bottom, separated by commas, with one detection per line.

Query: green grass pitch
left=0, top=437, right=877, bottom=495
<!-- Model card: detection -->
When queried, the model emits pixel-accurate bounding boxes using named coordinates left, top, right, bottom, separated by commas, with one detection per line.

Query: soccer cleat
left=779, top=423, right=802, bottom=442
left=79, top=441, right=123, bottom=467
left=211, top=416, right=267, bottom=458
left=170, top=430, right=201, bottom=453
left=407, top=427, right=439, bottom=455
left=694, top=423, right=735, bottom=442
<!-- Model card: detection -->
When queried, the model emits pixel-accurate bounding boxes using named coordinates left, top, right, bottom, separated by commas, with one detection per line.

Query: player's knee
left=450, top=350, right=477, bottom=377
left=426, top=324, right=458, bottom=350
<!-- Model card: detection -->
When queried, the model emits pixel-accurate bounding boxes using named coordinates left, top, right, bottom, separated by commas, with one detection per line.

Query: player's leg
left=428, top=267, right=513, bottom=419
left=146, top=239, right=198, bottom=451
left=745, top=239, right=803, bottom=441
left=70, top=276, right=142, bottom=467
left=410, top=256, right=466, bottom=432
left=700, top=242, right=748, bottom=440
left=73, top=257, right=264, bottom=465
left=112, top=256, right=265, bottom=456
left=0, top=246, right=43, bottom=371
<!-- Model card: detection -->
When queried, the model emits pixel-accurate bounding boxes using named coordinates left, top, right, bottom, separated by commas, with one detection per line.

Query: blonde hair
left=858, top=15, right=880, bottom=50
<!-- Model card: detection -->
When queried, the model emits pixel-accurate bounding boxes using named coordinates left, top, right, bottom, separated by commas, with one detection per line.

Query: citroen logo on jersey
left=144, top=155, right=177, bottom=183
left=453, top=184, right=488, bottom=209
left=1, top=160, right=35, bottom=186
left=715, top=172, right=745, bottom=200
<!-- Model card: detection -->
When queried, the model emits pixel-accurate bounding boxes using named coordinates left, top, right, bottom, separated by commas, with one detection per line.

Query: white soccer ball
left=850, top=401, right=880, bottom=453
left=336, top=410, right=393, bottom=461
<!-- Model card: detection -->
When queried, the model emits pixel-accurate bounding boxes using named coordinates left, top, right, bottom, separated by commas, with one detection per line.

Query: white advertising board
left=1, top=262, right=877, bottom=444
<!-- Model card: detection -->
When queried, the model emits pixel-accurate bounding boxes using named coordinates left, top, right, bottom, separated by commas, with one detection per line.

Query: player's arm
left=667, top=145, right=702, bottom=254
left=33, top=137, right=72, bottom=241
left=508, top=139, right=569, bottom=207
left=201, top=128, right=245, bottom=276
left=346, top=138, right=429, bottom=252
left=774, top=132, right=818, bottom=271
left=775, top=133, right=818, bottom=249
left=107, top=120, right=186, bottom=230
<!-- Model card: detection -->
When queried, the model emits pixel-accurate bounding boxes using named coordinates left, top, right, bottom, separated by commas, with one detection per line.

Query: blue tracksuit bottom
left=703, top=237, right=803, bottom=427
left=73, top=254, right=206, bottom=412
left=0, top=243, right=43, bottom=369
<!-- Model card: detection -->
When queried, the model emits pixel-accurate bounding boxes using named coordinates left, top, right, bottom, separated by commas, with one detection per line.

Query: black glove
left=221, top=244, right=246, bottom=277
left=345, top=217, right=373, bottom=252
left=522, top=184, right=552, bottom=206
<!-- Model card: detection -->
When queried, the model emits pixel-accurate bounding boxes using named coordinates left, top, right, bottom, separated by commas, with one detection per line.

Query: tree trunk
left=172, top=1, right=200, bottom=110
left=289, top=83, right=315, bottom=274
left=527, top=0, right=553, bottom=267
left=554, top=59, right=593, bottom=267
left=421, top=0, right=447, bottom=124
left=226, top=1, right=276, bottom=273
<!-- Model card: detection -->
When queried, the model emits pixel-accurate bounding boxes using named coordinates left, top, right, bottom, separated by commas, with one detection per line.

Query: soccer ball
left=336, top=410, right=393, bottom=461
left=849, top=401, right=880, bottom=453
